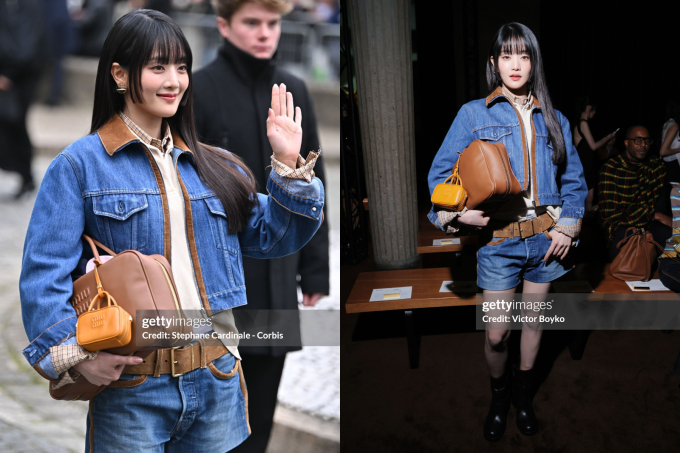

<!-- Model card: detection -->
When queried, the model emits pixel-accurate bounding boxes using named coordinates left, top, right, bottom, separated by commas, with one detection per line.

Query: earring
left=116, top=85, right=127, bottom=94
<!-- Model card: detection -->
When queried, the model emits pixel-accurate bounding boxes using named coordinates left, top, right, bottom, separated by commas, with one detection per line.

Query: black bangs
left=126, top=14, right=193, bottom=105
left=499, top=35, right=530, bottom=57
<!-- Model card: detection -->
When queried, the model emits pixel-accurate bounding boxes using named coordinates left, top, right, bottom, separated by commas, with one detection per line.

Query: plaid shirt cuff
left=49, top=343, right=98, bottom=389
left=270, top=151, right=320, bottom=183
left=553, top=219, right=582, bottom=238
left=438, top=208, right=468, bottom=234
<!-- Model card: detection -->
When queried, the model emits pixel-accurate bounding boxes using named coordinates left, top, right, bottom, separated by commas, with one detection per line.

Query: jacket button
left=312, top=207, right=317, bottom=212
left=119, top=201, right=124, bottom=212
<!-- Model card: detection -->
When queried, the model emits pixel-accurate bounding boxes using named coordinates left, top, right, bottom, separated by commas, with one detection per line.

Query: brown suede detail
left=142, top=148, right=172, bottom=261
left=238, top=361, right=251, bottom=435
left=530, top=113, right=540, bottom=205
left=176, top=170, right=212, bottom=316
left=208, top=357, right=239, bottom=379
left=485, top=85, right=541, bottom=108
left=172, top=132, right=191, bottom=154
left=97, top=115, right=140, bottom=156
left=33, top=363, right=51, bottom=381
left=89, top=399, right=95, bottom=451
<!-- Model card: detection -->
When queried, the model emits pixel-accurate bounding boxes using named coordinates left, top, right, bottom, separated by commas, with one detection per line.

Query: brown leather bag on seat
left=457, top=140, right=522, bottom=209
left=609, top=227, right=659, bottom=281
left=47, top=235, right=192, bottom=401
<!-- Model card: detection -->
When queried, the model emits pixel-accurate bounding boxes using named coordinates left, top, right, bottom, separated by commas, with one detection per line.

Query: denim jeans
left=477, top=231, right=573, bottom=291
left=86, top=352, right=249, bottom=452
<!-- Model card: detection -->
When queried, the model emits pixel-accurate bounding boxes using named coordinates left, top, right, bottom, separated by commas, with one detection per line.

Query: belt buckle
left=170, top=344, right=195, bottom=377
left=518, top=217, right=534, bottom=238
left=170, top=346, right=184, bottom=377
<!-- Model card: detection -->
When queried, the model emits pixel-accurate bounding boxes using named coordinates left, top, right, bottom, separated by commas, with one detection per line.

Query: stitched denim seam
left=61, top=153, right=85, bottom=195
left=207, top=285, right=246, bottom=299
left=269, top=176, right=322, bottom=203
left=34, top=332, right=76, bottom=365
left=266, top=189, right=318, bottom=221
left=93, top=202, right=149, bottom=220
left=240, top=194, right=291, bottom=253
left=24, top=316, right=77, bottom=349
left=84, top=189, right=159, bottom=197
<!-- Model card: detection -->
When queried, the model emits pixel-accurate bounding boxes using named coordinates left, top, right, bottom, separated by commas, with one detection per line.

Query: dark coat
left=193, top=40, right=329, bottom=356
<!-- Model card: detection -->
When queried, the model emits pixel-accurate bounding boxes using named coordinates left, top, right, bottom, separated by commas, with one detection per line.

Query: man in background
left=599, top=125, right=670, bottom=262
left=193, top=1, right=329, bottom=451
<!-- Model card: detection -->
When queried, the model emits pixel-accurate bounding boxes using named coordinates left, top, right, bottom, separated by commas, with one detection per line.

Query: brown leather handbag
left=609, top=227, right=659, bottom=281
left=457, top=140, right=521, bottom=209
left=48, top=235, right=192, bottom=401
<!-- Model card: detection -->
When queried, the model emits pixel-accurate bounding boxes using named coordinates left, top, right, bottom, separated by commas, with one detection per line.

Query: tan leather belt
left=124, top=338, right=229, bottom=377
left=490, top=212, right=555, bottom=239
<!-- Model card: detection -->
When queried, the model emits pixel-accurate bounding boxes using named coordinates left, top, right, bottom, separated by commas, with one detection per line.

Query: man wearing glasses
left=599, top=125, right=671, bottom=262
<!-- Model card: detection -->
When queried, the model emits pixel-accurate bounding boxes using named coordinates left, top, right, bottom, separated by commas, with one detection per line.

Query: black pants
left=0, top=73, right=40, bottom=183
left=231, top=354, right=287, bottom=453
left=608, top=221, right=671, bottom=263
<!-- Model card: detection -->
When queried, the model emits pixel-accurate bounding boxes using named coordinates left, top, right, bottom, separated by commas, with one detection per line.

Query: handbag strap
left=445, top=161, right=463, bottom=186
left=83, top=235, right=117, bottom=261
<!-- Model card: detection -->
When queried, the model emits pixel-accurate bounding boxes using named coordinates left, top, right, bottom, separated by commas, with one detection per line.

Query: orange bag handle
left=86, top=263, right=119, bottom=312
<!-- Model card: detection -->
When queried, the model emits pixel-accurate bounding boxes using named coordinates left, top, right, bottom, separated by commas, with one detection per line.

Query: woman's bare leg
left=519, top=280, right=551, bottom=370
left=484, top=288, right=516, bottom=378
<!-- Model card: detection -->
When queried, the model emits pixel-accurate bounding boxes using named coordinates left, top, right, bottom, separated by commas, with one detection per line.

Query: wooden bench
left=346, top=263, right=678, bottom=368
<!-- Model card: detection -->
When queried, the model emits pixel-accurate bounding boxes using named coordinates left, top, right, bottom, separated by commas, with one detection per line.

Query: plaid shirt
left=598, top=153, right=665, bottom=241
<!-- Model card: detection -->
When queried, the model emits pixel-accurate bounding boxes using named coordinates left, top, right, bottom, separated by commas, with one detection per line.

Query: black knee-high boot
left=483, top=371, right=511, bottom=442
left=512, top=364, right=538, bottom=435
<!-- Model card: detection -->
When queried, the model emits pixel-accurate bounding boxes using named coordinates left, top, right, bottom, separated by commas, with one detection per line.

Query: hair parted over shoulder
left=91, top=9, right=257, bottom=234
left=212, top=0, right=293, bottom=21
left=486, top=22, right=567, bottom=165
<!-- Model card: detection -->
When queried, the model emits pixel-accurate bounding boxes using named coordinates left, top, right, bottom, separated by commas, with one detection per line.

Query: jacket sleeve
left=427, top=105, right=474, bottom=230
left=555, top=111, right=587, bottom=220
left=20, top=153, right=84, bottom=375
left=296, top=87, right=329, bottom=295
left=238, top=168, right=325, bottom=259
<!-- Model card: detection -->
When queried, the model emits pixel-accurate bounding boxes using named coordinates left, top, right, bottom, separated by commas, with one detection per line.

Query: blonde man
left=194, top=2, right=329, bottom=452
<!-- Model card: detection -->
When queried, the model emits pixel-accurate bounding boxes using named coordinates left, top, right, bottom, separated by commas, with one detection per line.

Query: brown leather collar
left=97, top=114, right=192, bottom=156
left=485, top=85, right=541, bottom=108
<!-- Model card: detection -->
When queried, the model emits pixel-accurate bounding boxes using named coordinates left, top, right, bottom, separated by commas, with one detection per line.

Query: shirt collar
left=96, top=114, right=191, bottom=156
left=118, top=112, right=173, bottom=154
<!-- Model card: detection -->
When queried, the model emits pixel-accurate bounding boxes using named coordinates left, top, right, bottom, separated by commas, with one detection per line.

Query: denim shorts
left=86, top=352, right=249, bottom=452
left=476, top=230, right=573, bottom=291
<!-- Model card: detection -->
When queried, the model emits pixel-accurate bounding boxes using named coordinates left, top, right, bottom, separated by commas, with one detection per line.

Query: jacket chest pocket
left=204, top=196, right=243, bottom=287
left=476, top=126, right=513, bottom=142
left=92, top=193, right=149, bottom=252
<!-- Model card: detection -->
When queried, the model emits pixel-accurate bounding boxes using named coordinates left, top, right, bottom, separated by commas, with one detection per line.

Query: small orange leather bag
left=76, top=264, right=132, bottom=352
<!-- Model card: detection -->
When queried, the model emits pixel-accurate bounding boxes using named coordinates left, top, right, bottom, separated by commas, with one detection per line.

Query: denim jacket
left=427, top=86, right=586, bottom=230
left=20, top=115, right=324, bottom=376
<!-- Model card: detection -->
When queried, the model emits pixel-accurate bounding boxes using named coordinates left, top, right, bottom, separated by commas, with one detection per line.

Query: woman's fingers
left=544, top=241, right=556, bottom=262
left=271, top=84, right=280, bottom=115
left=295, top=106, right=302, bottom=127
left=287, top=92, right=294, bottom=119
left=279, top=83, right=287, bottom=117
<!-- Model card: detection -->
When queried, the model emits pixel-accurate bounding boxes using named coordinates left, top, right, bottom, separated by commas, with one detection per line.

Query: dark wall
left=413, top=0, right=680, bottom=207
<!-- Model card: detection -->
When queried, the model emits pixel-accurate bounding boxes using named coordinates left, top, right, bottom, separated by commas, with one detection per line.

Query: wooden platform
left=346, top=263, right=677, bottom=314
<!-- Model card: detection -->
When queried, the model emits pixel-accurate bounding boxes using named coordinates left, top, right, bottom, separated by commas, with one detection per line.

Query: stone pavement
left=0, top=105, right=339, bottom=450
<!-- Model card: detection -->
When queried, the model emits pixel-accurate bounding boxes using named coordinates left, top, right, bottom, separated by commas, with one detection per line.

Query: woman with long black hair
left=19, top=10, right=324, bottom=452
left=428, top=23, right=586, bottom=441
